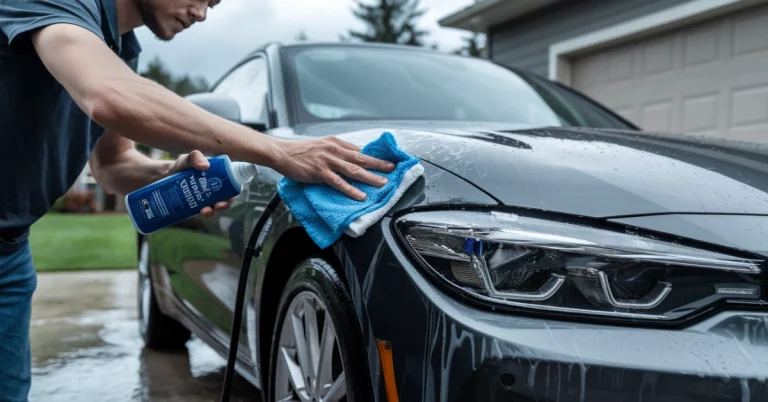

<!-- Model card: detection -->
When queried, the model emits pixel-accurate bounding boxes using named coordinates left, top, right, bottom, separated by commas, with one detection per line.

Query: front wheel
left=268, top=258, right=372, bottom=402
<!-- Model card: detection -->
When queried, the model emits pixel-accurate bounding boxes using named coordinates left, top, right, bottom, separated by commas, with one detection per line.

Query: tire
left=268, top=258, right=372, bottom=402
left=137, top=237, right=191, bottom=349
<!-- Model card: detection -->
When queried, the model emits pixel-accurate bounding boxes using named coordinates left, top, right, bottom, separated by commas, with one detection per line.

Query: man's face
left=134, top=0, right=221, bottom=41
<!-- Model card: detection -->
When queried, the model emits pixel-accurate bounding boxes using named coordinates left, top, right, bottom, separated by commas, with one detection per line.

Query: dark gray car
left=136, top=42, right=768, bottom=402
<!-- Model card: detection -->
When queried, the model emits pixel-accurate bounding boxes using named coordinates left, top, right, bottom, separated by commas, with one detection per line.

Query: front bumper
left=339, top=218, right=768, bottom=402
left=441, top=310, right=768, bottom=402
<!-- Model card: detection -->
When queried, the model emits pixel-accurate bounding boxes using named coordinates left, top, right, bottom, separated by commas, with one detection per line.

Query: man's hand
left=270, top=136, right=396, bottom=201
left=165, top=151, right=234, bottom=217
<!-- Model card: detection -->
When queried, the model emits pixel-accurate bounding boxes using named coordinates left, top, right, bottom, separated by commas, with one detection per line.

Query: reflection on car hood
left=290, top=121, right=768, bottom=217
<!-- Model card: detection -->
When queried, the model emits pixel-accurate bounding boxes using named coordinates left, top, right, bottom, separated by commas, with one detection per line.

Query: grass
left=29, top=213, right=138, bottom=272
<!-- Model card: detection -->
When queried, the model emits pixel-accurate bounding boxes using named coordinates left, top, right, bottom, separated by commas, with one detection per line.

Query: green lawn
left=29, top=213, right=137, bottom=272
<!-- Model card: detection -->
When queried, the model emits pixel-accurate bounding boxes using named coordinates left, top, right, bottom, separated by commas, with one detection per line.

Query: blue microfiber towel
left=278, top=132, right=422, bottom=249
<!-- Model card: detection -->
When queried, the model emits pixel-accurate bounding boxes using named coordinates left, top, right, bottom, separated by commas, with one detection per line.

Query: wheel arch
left=256, top=224, right=346, bottom=393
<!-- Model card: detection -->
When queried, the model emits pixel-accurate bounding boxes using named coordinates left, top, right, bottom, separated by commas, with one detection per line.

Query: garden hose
left=220, top=193, right=282, bottom=402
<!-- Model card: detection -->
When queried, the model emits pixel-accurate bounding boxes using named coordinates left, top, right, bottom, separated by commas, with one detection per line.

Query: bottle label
left=126, top=155, right=241, bottom=234
left=141, top=198, right=154, bottom=220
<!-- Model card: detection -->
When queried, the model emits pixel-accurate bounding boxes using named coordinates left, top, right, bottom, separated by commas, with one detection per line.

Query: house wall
left=489, top=0, right=691, bottom=77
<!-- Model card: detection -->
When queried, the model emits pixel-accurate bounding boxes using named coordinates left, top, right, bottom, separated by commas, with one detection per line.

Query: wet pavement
left=30, top=270, right=261, bottom=402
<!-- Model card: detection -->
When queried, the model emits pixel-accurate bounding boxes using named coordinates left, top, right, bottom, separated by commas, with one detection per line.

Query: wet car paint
left=611, top=214, right=768, bottom=258
left=292, top=122, right=768, bottom=217
left=335, top=218, right=768, bottom=402
left=233, top=158, right=500, bottom=390
left=149, top=122, right=768, bottom=400
left=30, top=271, right=259, bottom=401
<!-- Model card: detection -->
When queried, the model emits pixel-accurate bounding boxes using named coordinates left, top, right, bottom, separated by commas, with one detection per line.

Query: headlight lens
left=396, top=211, right=764, bottom=322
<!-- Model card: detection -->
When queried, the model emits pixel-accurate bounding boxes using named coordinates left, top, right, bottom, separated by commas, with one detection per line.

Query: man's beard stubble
left=133, top=0, right=170, bottom=41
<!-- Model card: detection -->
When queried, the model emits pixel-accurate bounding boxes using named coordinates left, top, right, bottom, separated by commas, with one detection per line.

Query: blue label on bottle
left=126, top=155, right=242, bottom=234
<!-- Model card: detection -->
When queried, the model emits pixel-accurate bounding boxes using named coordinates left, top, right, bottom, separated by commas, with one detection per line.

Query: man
left=0, top=0, right=395, bottom=400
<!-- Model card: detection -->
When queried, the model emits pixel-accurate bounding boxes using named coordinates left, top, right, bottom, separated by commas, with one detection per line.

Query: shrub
left=51, top=195, right=67, bottom=213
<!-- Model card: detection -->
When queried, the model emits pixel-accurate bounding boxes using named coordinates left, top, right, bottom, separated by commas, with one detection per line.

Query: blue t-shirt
left=0, top=0, right=141, bottom=253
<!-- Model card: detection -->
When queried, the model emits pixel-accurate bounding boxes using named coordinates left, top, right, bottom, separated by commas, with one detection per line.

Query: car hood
left=610, top=214, right=768, bottom=258
left=287, top=121, right=768, bottom=217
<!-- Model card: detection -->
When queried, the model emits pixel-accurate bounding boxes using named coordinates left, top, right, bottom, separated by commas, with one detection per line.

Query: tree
left=453, top=33, right=484, bottom=57
left=140, top=56, right=210, bottom=97
left=346, top=0, right=429, bottom=46
left=295, top=30, right=309, bottom=41
left=172, top=76, right=210, bottom=97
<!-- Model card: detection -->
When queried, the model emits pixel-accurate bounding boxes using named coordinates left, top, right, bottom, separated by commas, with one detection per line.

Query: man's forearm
left=89, top=76, right=280, bottom=166
left=90, top=142, right=172, bottom=196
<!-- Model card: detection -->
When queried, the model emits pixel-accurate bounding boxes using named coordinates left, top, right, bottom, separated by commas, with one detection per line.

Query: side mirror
left=185, top=93, right=268, bottom=132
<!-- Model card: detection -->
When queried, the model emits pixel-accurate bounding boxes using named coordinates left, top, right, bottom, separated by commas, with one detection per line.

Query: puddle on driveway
left=30, top=270, right=259, bottom=402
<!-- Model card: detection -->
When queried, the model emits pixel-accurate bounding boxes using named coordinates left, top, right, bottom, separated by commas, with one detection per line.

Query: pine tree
left=140, top=56, right=209, bottom=97
left=346, top=0, right=429, bottom=46
left=140, top=56, right=175, bottom=89
left=454, top=33, right=483, bottom=57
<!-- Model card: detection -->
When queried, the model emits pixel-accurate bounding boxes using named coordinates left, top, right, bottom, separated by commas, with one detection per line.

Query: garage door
left=571, top=3, right=768, bottom=143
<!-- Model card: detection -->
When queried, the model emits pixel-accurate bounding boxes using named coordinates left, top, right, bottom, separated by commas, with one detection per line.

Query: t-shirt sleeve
left=0, top=0, right=105, bottom=51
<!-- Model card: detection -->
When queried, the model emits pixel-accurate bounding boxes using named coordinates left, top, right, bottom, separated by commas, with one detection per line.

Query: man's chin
left=147, top=25, right=175, bottom=41
left=154, top=31, right=175, bottom=42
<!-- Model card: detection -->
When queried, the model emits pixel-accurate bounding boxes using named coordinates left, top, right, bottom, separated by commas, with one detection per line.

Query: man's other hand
left=167, top=150, right=233, bottom=218
left=270, top=136, right=396, bottom=201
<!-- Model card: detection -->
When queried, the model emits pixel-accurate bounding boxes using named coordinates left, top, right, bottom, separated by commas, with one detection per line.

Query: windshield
left=281, top=45, right=634, bottom=129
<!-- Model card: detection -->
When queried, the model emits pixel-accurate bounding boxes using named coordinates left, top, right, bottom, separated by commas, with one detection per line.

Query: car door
left=162, top=56, right=273, bottom=341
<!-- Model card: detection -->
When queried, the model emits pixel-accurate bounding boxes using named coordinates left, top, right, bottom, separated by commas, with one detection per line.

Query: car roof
left=245, top=40, right=465, bottom=58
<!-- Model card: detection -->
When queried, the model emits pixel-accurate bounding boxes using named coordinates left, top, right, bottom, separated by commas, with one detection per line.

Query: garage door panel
left=642, top=100, right=674, bottom=132
left=683, top=93, right=719, bottom=134
left=607, top=47, right=636, bottom=83
left=572, top=3, right=768, bottom=142
left=642, top=36, right=675, bottom=75
left=614, top=106, right=639, bottom=125
left=571, top=52, right=606, bottom=91
left=729, top=124, right=768, bottom=142
left=683, top=21, right=720, bottom=67
left=732, top=7, right=768, bottom=57
left=731, top=85, right=768, bottom=127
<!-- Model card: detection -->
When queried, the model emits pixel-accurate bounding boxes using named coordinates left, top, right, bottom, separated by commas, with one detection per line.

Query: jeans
left=0, top=242, right=36, bottom=402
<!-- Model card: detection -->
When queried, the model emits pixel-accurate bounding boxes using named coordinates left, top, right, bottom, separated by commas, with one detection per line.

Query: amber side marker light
left=377, top=340, right=399, bottom=402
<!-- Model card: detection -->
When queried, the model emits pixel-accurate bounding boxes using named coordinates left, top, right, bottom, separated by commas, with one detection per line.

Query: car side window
left=213, top=57, right=269, bottom=124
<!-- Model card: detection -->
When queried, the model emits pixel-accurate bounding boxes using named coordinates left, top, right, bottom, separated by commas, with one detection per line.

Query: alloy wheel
left=137, top=239, right=151, bottom=334
left=274, top=291, right=347, bottom=402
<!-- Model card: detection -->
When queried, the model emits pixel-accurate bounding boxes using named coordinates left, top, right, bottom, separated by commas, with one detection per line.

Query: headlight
left=395, top=210, right=764, bottom=323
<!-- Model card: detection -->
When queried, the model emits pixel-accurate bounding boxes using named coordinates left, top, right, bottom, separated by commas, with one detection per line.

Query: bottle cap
left=232, top=162, right=260, bottom=186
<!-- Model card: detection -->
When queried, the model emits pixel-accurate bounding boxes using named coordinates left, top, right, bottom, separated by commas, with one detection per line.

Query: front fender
left=243, top=158, right=498, bottom=393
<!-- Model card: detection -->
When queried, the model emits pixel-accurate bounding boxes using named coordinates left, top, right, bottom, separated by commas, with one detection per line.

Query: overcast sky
left=134, top=0, right=477, bottom=84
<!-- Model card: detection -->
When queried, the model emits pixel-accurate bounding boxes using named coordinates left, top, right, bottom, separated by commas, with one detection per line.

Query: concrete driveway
left=30, top=270, right=260, bottom=402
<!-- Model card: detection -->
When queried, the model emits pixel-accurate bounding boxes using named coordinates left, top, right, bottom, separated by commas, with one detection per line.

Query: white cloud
left=135, top=0, right=477, bottom=84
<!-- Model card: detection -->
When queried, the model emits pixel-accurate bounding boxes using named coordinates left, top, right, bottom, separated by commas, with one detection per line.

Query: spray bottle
left=125, top=155, right=259, bottom=235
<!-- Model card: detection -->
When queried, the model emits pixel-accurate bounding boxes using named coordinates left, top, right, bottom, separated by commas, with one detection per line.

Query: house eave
left=439, top=0, right=560, bottom=32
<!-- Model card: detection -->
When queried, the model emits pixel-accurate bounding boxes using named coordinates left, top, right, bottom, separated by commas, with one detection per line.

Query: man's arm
left=31, top=24, right=394, bottom=201
left=89, top=132, right=171, bottom=195
left=88, top=132, right=231, bottom=217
